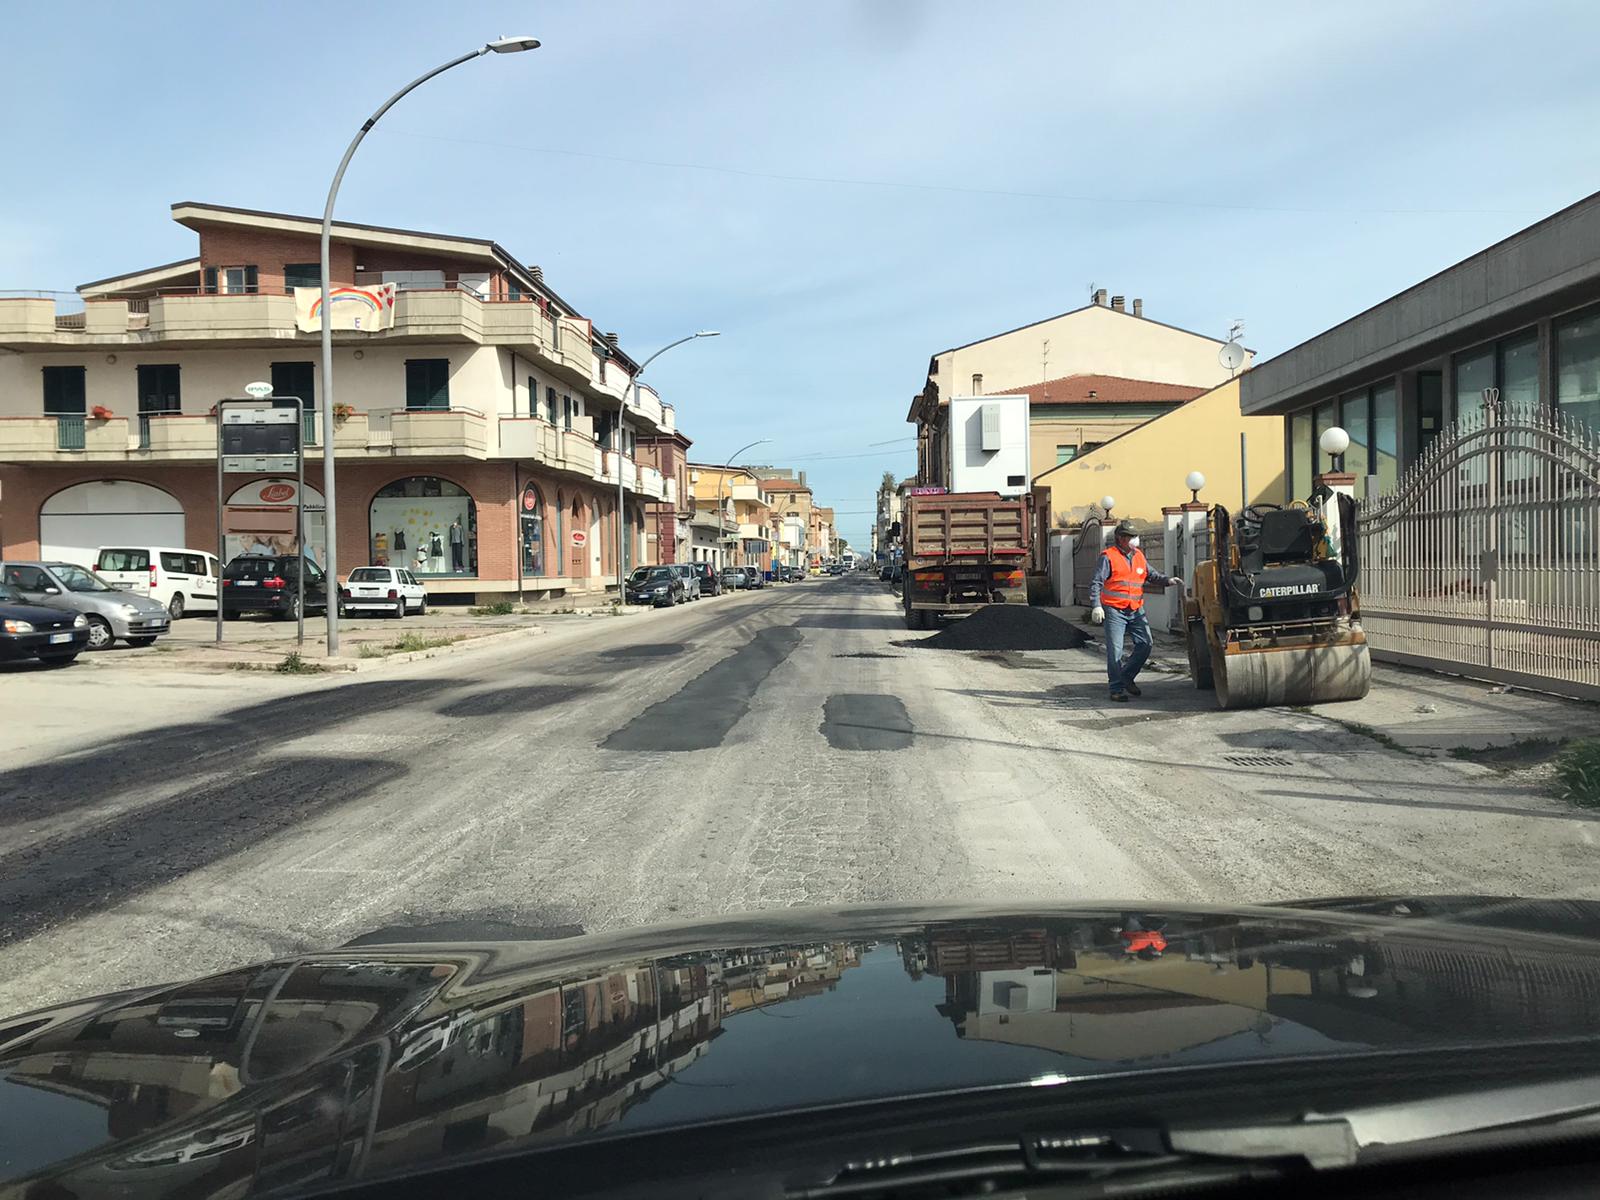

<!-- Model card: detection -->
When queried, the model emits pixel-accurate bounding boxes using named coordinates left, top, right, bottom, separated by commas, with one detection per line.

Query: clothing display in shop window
left=449, top=519, right=465, bottom=571
left=429, top=532, right=444, bottom=558
left=393, top=529, right=406, bottom=551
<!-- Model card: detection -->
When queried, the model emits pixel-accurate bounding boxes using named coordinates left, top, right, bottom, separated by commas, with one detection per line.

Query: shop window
left=405, top=359, right=450, bottom=410
left=1557, top=307, right=1600, bottom=435
left=520, top=482, right=545, bottom=576
left=1372, top=383, right=1398, bottom=493
left=1342, top=389, right=1370, bottom=497
left=1454, top=345, right=1495, bottom=425
left=1290, top=411, right=1313, bottom=499
left=1415, top=371, right=1444, bottom=458
left=370, top=476, right=476, bottom=577
left=42, top=366, right=86, bottom=415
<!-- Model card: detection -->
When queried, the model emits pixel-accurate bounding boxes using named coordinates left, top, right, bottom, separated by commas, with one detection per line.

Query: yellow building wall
left=1028, top=411, right=1164, bottom=476
left=1033, top=378, right=1285, bottom=526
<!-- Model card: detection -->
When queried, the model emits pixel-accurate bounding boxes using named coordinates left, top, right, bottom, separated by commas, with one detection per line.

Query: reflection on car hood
left=5, top=897, right=1600, bottom=1194
left=0, top=600, right=77, bottom=625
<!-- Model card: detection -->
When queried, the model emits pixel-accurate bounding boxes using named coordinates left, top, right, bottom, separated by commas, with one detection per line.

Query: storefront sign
left=521, top=486, right=539, bottom=512
left=259, top=482, right=296, bottom=504
left=905, top=485, right=947, bottom=496
left=571, top=530, right=588, bottom=546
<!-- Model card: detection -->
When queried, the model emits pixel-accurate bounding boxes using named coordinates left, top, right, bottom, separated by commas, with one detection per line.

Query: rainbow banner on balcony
left=294, top=283, right=397, bottom=332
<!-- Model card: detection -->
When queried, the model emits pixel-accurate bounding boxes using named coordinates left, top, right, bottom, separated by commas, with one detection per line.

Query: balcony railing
left=302, top=410, right=318, bottom=446
left=137, top=414, right=151, bottom=449
left=52, top=414, right=85, bottom=449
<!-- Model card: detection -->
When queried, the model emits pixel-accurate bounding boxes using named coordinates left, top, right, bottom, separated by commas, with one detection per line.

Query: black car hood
left=0, top=600, right=78, bottom=626
left=5, top=897, right=1600, bottom=1195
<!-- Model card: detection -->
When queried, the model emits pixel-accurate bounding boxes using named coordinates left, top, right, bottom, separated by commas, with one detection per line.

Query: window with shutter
left=42, top=366, right=87, bottom=415
left=405, top=359, right=450, bottom=410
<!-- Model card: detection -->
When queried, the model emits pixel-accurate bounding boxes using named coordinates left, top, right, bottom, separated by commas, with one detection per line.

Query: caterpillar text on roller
left=1183, top=485, right=1371, bottom=709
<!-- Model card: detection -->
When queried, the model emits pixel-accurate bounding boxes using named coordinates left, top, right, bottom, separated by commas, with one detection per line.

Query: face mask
left=1127, top=536, right=1141, bottom=549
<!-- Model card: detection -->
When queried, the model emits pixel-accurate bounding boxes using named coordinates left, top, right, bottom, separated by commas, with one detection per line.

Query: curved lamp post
left=614, top=332, right=720, bottom=597
left=716, top=437, right=772, bottom=570
left=318, top=36, right=540, bottom=653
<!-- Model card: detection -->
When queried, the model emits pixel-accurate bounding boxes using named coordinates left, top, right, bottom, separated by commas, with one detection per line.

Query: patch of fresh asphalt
left=820, top=694, right=914, bottom=751
left=601, top=626, right=804, bottom=752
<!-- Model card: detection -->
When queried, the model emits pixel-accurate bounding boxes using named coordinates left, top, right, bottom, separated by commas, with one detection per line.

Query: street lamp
left=716, top=438, right=771, bottom=572
left=1319, top=425, right=1350, bottom=473
left=1185, top=471, right=1206, bottom=504
left=615, top=331, right=720, bottom=598
left=317, top=36, right=540, bottom=654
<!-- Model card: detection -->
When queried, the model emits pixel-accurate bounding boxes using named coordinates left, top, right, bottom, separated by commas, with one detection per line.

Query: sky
left=5, top=1, right=1600, bottom=549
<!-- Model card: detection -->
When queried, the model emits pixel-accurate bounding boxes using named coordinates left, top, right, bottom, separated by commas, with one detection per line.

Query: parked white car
left=339, top=565, right=428, bottom=618
left=95, top=546, right=221, bottom=619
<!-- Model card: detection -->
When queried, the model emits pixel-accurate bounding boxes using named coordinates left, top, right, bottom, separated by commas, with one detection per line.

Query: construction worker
left=1088, top=520, right=1182, bottom=702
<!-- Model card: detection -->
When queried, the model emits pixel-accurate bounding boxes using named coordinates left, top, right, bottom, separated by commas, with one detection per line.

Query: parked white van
left=94, top=547, right=221, bottom=618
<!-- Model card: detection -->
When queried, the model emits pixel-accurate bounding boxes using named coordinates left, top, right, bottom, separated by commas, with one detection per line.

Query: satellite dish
left=1218, top=342, right=1246, bottom=372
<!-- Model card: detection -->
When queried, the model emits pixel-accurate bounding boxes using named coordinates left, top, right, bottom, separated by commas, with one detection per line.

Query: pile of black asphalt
left=917, top=605, right=1089, bottom=652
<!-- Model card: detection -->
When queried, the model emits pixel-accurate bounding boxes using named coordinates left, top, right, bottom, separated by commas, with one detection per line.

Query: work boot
left=1125, top=681, right=1142, bottom=696
left=1109, top=691, right=1130, bottom=703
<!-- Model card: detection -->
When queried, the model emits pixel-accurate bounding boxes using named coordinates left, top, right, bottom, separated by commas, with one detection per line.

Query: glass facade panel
left=1557, top=308, right=1600, bottom=435
left=1454, top=346, right=1494, bottom=426
left=1342, top=390, right=1370, bottom=497
left=1500, top=331, right=1539, bottom=411
left=1290, top=411, right=1313, bottom=499
left=1372, top=383, right=1398, bottom=493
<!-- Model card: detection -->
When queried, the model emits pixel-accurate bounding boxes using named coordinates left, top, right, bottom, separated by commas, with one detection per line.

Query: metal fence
left=1358, top=395, right=1600, bottom=700
left=54, top=414, right=85, bottom=450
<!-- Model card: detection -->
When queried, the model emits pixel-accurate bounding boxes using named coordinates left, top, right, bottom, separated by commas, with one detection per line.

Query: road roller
left=1184, top=486, right=1371, bottom=709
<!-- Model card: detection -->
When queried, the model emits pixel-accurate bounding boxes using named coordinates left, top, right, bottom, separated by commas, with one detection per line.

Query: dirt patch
left=833, top=651, right=901, bottom=659
left=600, top=643, right=687, bottom=658
left=914, top=606, right=1089, bottom=652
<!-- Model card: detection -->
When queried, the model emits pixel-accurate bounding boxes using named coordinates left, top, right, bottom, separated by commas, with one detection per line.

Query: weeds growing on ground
left=469, top=600, right=516, bottom=616
left=274, top=651, right=327, bottom=674
left=1553, top=738, right=1600, bottom=808
left=359, top=633, right=463, bottom=658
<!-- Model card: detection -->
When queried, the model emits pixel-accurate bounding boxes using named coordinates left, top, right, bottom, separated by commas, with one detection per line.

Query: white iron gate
left=1358, top=395, right=1600, bottom=700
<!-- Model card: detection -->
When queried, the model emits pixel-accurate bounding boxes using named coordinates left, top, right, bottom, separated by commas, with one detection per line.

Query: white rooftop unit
left=947, top=393, right=1031, bottom=497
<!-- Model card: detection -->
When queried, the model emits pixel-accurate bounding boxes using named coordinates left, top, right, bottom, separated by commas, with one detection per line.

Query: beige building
left=1031, top=378, right=1285, bottom=525
left=689, top=464, right=775, bottom=570
left=908, top=291, right=1253, bottom=487
left=0, top=201, right=685, bottom=600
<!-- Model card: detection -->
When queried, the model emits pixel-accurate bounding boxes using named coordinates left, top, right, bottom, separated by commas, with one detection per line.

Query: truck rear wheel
left=1186, top=622, right=1215, bottom=690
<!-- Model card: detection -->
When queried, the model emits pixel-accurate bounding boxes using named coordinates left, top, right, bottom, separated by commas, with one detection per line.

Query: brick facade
left=0, top=459, right=624, bottom=598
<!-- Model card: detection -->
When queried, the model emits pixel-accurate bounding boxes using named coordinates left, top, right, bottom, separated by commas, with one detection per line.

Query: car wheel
left=85, top=615, right=113, bottom=650
left=224, top=609, right=241, bottom=621
left=284, top=596, right=302, bottom=622
left=168, top=593, right=185, bottom=619
left=417, top=596, right=428, bottom=615
left=38, top=651, right=79, bottom=667
left=394, top=598, right=406, bottom=620
left=126, top=635, right=158, bottom=647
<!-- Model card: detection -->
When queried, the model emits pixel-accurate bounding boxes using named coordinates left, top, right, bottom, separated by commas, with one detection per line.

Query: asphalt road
left=3, top=575, right=1597, bottom=1015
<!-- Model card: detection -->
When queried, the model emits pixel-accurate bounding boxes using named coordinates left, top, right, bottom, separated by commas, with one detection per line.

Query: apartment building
left=759, top=476, right=814, bottom=569
left=636, top=430, right=694, bottom=565
left=0, top=201, right=685, bottom=600
left=688, top=464, right=775, bottom=571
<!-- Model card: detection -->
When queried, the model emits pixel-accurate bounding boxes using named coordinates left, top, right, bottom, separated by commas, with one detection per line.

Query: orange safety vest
left=1100, top=546, right=1149, bottom=610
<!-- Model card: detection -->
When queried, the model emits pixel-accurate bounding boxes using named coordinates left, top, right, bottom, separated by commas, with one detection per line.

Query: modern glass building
left=1242, top=192, right=1600, bottom=501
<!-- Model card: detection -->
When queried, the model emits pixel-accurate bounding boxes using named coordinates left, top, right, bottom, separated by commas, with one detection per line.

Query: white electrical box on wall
left=947, top=394, right=1031, bottom=496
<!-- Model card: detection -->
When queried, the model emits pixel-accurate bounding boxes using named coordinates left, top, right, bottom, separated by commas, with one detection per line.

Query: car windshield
left=49, top=564, right=115, bottom=593
left=12, top=11, right=1600, bottom=1193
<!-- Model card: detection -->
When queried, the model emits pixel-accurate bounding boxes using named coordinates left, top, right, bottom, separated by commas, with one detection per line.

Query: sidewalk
left=1064, top=606, right=1595, bottom=761
left=82, top=604, right=643, bottom=674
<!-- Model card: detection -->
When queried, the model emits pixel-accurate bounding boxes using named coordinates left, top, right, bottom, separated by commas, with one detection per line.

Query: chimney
left=604, top=331, right=620, bottom=348
left=531, top=265, right=544, bottom=283
left=1132, top=298, right=1143, bottom=318
left=1111, top=295, right=1125, bottom=312
left=1093, top=288, right=1107, bottom=306
left=971, top=373, right=983, bottom=394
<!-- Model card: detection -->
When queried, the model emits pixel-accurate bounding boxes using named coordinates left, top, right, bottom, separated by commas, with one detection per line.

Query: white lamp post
left=614, top=332, right=720, bottom=598
left=1185, top=471, right=1206, bottom=504
left=716, top=438, right=771, bottom=571
left=317, top=36, right=540, bottom=654
left=1319, top=426, right=1350, bottom=473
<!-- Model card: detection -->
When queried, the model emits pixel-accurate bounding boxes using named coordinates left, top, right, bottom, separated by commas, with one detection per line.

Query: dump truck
left=900, top=490, right=1035, bottom=630
left=1184, top=486, right=1371, bottom=708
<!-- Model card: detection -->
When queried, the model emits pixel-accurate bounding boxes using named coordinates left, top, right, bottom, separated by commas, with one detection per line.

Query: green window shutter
left=203, top=267, right=218, bottom=294
left=406, top=359, right=449, bottom=409
left=42, top=366, right=87, bottom=415
left=244, top=265, right=259, bottom=293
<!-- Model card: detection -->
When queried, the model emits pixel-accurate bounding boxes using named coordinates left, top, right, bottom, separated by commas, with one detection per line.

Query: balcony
left=0, top=414, right=131, bottom=460
left=389, top=406, right=488, bottom=457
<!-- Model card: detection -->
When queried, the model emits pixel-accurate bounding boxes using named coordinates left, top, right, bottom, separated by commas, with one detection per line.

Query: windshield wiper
left=792, top=1074, right=1600, bottom=1198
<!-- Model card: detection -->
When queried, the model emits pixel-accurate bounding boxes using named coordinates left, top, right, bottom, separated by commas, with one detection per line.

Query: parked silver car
left=0, top=560, right=173, bottom=650
left=671, top=563, right=702, bottom=601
